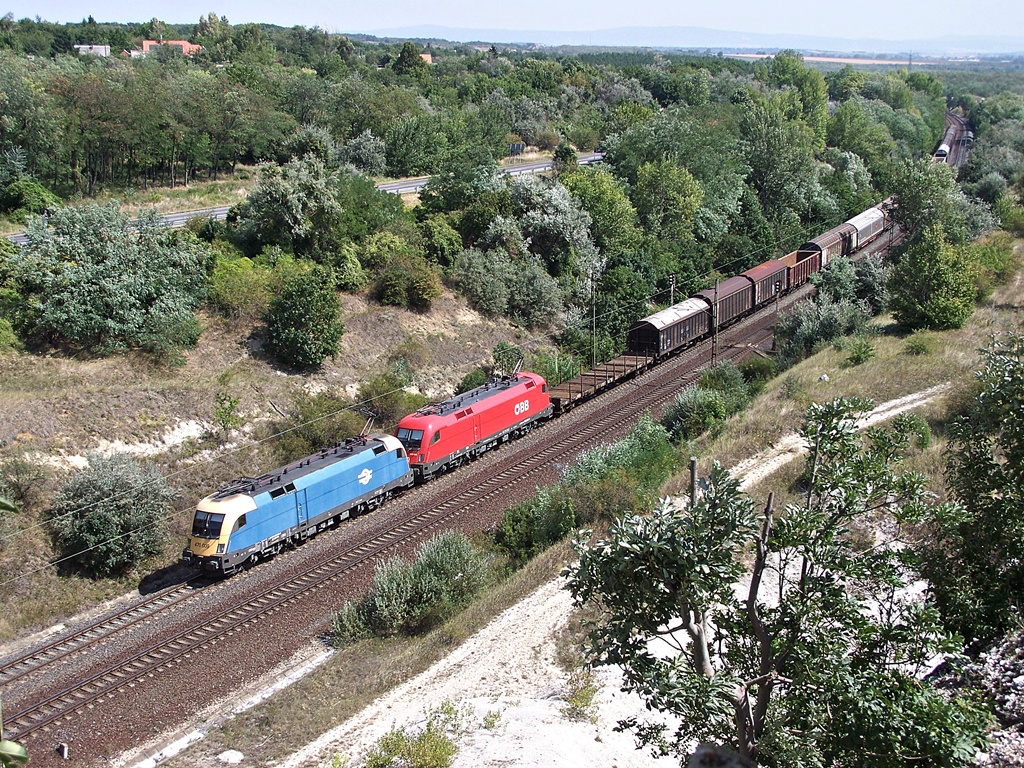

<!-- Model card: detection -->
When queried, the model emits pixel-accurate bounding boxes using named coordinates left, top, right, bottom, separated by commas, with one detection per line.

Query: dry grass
left=160, top=540, right=574, bottom=768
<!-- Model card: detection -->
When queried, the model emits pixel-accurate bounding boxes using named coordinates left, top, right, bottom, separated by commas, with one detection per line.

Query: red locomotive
left=395, top=372, right=552, bottom=481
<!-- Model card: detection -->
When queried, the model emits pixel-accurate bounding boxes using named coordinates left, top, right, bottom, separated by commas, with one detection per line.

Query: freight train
left=184, top=200, right=891, bottom=575
left=182, top=372, right=551, bottom=574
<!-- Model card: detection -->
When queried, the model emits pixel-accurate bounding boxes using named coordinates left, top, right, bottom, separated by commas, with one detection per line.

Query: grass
left=159, top=541, right=574, bottom=768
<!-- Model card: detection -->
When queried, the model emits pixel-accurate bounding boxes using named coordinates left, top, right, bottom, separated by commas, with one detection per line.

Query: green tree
left=887, top=159, right=967, bottom=243
left=565, top=399, right=988, bottom=765
left=925, top=334, right=1024, bottom=643
left=392, top=41, right=429, bottom=77
left=49, top=454, right=174, bottom=577
left=888, top=223, right=977, bottom=330
left=561, top=166, right=642, bottom=254
left=9, top=204, right=207, bottom=353
left=265, top=266, right=344, bottom=368
left=632, top=158, right=703, bottom=244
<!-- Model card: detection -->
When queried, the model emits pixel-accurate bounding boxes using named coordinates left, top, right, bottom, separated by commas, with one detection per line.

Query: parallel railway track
left=3, top=227, right=899, bottom=757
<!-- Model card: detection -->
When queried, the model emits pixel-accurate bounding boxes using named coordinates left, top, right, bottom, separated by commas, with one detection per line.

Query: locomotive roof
left=408, top=373, right=540, bottom=419
left=210, top=434, right=396, bottom=501
left=630, top=298, right=710, bottom=332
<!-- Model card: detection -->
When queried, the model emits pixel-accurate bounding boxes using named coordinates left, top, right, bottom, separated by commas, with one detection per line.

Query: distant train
left=184, top=198, right=892, bottom=574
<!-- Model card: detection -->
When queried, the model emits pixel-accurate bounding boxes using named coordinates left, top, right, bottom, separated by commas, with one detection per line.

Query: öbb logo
left=513, top=400, right=530, bottom=416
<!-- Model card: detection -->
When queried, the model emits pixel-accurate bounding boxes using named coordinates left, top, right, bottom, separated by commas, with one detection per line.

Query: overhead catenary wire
left=0, top=207, right=867, bottom=585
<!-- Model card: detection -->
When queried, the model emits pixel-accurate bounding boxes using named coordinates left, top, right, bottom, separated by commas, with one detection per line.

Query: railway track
left=3, top=299, right=783, bottom=746
left=4, top=227, right=897, bottom=756
left=0, top=584, right=203, bottom=687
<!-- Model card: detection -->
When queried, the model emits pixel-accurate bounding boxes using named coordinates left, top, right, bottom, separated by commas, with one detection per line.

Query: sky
left=7, top=0, right=1024, bottom=42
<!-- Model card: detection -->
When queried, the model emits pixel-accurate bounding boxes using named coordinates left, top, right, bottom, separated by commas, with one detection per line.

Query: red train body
left=395, top=372, right=552, bottom=481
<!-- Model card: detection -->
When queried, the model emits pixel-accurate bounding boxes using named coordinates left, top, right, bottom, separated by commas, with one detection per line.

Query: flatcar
left=183, top=434, right=413, bottom=574
left=395, top=371, right=552, bottom=481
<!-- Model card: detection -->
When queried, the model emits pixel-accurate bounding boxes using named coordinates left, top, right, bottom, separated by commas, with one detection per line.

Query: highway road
left=5, top=152, right=603, bottom=246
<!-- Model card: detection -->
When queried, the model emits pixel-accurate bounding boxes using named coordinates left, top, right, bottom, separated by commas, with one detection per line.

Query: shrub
left=776, top=296, right=870, bottom=366
left=0, top=317, right=18, bottom=354
left=265, top=265, right=344, bottom=368
left=334, top=532, right=489, bottom=643
left=358, top=367, right=428, bottom=429
left=738, top=357, right=777, bottom=396
left=378, top=255, right=442, bottom=311
left=48, top=454, right=173, bottom=576
left=905, top=332, right=932, bottom=356
left=698, top=361, right=750, bottom=414
left=455, top=368, right=487, bottom=394
left=271, top=391, right=368, bottom=463
left=661, top=386, right=728, bottom=440
left=364, top=701, right=465, bottom=768
left=328, top=243, right=368, bottom=291
left=495, top=487, right=576, bottom=565
left=420, top=214, right=464, bottom=270
left=9, top=205, right=208, bottom=353
left=0, top=451, right=49, bottom=510
left=0, top=179, right=60, bottom=216
left=208, top=256, right=274, bottom=321
left=844, top=337, right=876, bottom=366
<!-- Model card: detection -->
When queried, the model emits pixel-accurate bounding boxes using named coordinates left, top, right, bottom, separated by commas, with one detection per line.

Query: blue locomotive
left=183, top=434, right=413, bottom=574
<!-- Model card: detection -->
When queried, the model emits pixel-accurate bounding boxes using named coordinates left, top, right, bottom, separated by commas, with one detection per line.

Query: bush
left=358, top=366, right=429, bottom=428
left=0, top=179, right=60, bottom=216
left=270, top=391, right=369, bottom=463
left=8, top=205, right=208, bottom=353
left=776, top=296, right=870, bottom=366
left=844, top=337, right=876, bottom=366
left=378, top=255, right=443, bottom=311
left=208, top=256, right=274, bottom=321
left=698, top=361, right=749, bottom=414
left=661, top=386, right=728, bottom=441
left=905, top=332, right=932, bottom=356
left=0, top=317, right=18, bottom=354
left=48, top=454, right=174, bottom=576
left=738, top=357, right=777, bottom=396
left=333, top=532, right=489, bottom=643
left=455, top=368, right=487, bottom=394
left=265, top=265, right=344, bottom=368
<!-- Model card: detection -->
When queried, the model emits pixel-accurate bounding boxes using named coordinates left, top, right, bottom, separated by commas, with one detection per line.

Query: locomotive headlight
left=217, top=543, right=226, bottom=554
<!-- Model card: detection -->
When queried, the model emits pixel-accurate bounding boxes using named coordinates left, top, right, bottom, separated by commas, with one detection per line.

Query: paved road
left=5, top=152, right=603, bottom=246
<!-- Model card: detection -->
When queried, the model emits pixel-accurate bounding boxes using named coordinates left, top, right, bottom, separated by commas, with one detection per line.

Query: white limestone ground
left=271, top=387, right=953, bottom=768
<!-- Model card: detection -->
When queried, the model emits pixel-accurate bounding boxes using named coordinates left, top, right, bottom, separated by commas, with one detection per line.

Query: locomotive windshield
left=396, top=428, right=425, bottom=452
left=192, top=510, right=225, bottom=539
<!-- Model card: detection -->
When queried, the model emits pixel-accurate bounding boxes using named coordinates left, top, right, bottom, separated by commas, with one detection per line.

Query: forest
left=3, top=16, right=1024, bottom=766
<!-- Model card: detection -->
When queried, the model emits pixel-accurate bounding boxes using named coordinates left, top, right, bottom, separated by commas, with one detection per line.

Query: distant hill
left=366, top=24, right=1024, bottom=57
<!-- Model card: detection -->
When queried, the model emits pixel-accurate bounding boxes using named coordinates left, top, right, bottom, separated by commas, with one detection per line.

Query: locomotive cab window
left=430, top=431, right=441, bottom=445
left=192, top=511, right=225, bottom=539
left=396, top=428, right=425, bottom=452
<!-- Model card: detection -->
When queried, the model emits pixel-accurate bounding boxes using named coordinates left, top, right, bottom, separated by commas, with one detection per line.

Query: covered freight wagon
left=742, top=259, right=788, bottom=306
left=695, top=275, right=754, bottom=328
left=800, top=222, right=856, bottom=266
left=845, top=207, right=886, bottom=250
left=780, top=250, right=821, bottom=288
left=626, top=298, right=711, bottom=357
